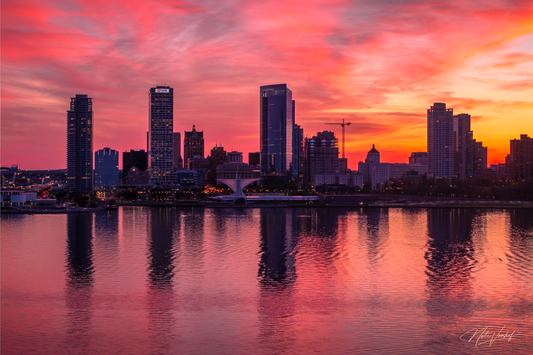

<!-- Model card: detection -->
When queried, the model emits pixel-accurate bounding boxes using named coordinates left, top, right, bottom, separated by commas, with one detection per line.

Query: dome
left=368, top=144, right=379, bottom=154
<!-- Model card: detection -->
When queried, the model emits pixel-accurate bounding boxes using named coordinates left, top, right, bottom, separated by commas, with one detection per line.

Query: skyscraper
left=149, top=86, right=173, bottom=184
left=67, top=94, right=93, bottom=194
left=304, top=131, right=339, bottom=184
left=94, top=148, right=119, bottom=189
left=454, top=113, right=471, bottom=178
left=509, top=134, right=533, bottom=180
left=260, top=84, right=294, bottom=179
left=293, top=123, right=304, bottom=180
left=173, top=132, right=182, bottom=170
left=427, top=103, right=454, bottom=179
left=184, top=125, right=204, bottom=169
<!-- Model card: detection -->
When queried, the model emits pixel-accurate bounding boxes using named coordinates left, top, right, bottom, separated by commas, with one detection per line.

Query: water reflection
left=3, top=206, right=532, bottom=354
left=257, top=208, right=297, bottom=353
left=64, top=213, right=94, bottom=351
left=182, top=207, right=206, bottom=285
left=147, top=207, right=176, bottom=287
left=506, top=210, right=533, bottom=319
left=258, top=208, right=295, bottom=284
left=94, top=211, right=119, bottom=270
left=424, top=209, right=477, bottom=352
left=361, top=208, right=389, bottom=264
left=146, top=207, right=178, bottom=353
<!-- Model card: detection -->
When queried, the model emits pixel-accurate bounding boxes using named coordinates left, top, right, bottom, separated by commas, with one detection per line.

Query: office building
left=149, top=86, right=174, bottom=184
left=427, top=103, right=454, bottom=179
left=293, top=124, right=304, bottom=179
left=260, top=84, right=295, bottom=179
left=389, top=163, right=427, bottom=179
left=509, top=134, right=533, bottom=180
left=173, top=132, right=182, bottom=170
left=184, top=125, right=204, bottom=169
left=249, top=152, right=260, bottom=169
left=227, top=151, right=243, bottom=163
left=207, top=145, right=227, bottom=186
left=67, top=94, right=93, bottom=194
left=304, top=131, right=340, bottom=184
left=454, top=113, right=471, bottom=178
left=95, top=148, right=119, bottom=189
left=123, top=149, right=147, bottom=178
left=409, top=152, right=428, bottom=165
left=358, top=145, right=389, bottom=190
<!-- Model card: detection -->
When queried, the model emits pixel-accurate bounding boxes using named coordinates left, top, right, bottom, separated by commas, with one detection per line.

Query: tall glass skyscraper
left=260, top=84, right=294, bottom=179
left=67, top=94, right=93, bottom=194
left=149, top=86, right=174, bottom=184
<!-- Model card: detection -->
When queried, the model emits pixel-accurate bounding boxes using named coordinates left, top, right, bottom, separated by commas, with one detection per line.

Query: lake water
left=2, top=207, right=532, bottom=354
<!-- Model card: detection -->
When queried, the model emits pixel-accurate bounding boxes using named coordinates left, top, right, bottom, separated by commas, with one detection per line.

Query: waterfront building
left=454, top=113, right=471, bottom=178
left=184, top=125, right=204, bottom=169
left=409, top=152, right=428, bottom=165
left=123, top=166, right=149, bottom=186
left=260, top=84, right=295, bottom=179
left=123, top=149, right=147, bottom=178
left=509, top=134, right=533, bottom=180
left=149, top=86, right=174, bottom=184
left=304, top=131, right=340, bottom=185
left=94, top=148, right=119, bottom=189
left=217, top=162, right=259, bottom=180
left=173, top=132, right=182, bottom=170
left=227, top=151, right=243, bottom=163
left=389, top=163, right=427, bottom=179
left=189, top=156, right=208, bottom=186
left=207, top=145, right=227, bottom=186
left=249, top=152, right=260, bottom=169
left=67, top=94, right=93, bottom=194
left=358, top=145, right=389, bottom=190
left=293, top=124, right=304, bottom=180
left=314, top=172, right=363, bottom=189
left=427, top=103, right=454, bottom=179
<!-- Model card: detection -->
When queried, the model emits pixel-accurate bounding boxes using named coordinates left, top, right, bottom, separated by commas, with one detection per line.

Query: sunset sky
left=2, top=0, right=533, bottom=170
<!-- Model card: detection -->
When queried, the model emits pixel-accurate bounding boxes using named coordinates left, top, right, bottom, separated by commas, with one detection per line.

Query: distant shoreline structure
left=2, top=200, right=532, bottom=214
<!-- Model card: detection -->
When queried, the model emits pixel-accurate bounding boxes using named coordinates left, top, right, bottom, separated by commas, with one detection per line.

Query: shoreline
left=2, top=201, right=532, bottom=214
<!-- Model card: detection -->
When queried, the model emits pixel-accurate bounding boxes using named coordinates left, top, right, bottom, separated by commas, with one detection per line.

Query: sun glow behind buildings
left=2, top=0, right=533, bottom=169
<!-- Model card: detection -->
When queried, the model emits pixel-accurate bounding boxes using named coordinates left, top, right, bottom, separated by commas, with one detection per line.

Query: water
left=2, top=207, right=532, bottom=354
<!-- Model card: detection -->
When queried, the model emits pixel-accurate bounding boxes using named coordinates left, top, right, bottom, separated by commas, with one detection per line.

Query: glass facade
left=260, top=84, right=294, bottom=178
left=67, top=94, right=93, bottom=194
left=149, top=86, right=174, bottom=184
left=94, top=148, right=119, bottom=188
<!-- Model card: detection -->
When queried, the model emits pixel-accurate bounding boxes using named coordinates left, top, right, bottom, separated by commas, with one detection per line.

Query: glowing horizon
left=2, top=0, right=533, bottom=170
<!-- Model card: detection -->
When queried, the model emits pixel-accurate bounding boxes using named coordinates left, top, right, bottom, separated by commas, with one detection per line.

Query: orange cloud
left=2, top=0, right=533, bottom=169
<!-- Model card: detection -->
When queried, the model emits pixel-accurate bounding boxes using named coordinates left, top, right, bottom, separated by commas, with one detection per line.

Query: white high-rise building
left=427, top=103, right=454, bottom=179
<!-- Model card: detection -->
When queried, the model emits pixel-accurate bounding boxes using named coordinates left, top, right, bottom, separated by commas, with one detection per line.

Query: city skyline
left=2, top=0, right=533, bottom=170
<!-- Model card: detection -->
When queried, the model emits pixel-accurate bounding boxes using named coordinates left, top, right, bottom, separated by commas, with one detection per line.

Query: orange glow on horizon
left=2, top=0, right=533, bottom=169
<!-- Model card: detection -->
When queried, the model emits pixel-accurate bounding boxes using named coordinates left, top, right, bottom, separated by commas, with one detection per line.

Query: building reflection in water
left=146, top=207, right=178, bottom=352
left=424, top=208, right=477, bottom=352
left=64, top=213, right=94, bottom=351
left=360, top=208, right=389, bottom=264
left=182, top=207, right=206, bottom=286
left=257, top=208, right=297, bottom=353
left=507, top=209, right=533, bottom=319
left=94, top=210, right=119, bottom=270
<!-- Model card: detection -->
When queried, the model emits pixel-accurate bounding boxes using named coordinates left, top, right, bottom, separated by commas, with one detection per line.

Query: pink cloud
left=2, top=0, right=533, bottom=169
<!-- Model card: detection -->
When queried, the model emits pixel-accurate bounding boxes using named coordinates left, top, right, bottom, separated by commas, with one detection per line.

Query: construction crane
left=325, top=119, right=352, bottom=158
